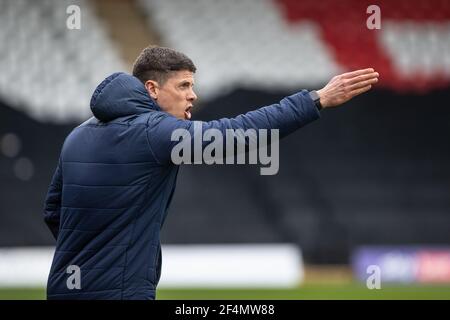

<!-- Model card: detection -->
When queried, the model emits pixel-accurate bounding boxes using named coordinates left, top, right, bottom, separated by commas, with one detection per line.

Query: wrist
left=316, top=89, right=330, bottom=109
left=309, top=90, right=323, bottom=111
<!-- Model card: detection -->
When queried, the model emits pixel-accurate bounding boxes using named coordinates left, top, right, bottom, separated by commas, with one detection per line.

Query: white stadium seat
left=0, top=0, right=125, bottom=123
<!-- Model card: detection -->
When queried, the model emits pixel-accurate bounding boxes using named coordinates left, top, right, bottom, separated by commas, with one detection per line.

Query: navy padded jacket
left=44, top=72, right=320, bottom=299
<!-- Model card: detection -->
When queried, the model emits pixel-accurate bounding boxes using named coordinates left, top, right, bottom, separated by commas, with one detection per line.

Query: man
left=44, top=46, right=378, bottom=299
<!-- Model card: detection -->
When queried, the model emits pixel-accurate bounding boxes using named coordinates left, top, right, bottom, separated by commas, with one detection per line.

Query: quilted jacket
left=44, top=72, right=320, bottom=299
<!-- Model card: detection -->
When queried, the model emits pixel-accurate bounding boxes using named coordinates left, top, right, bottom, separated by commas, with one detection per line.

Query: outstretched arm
left=147, top=68, right=379, bottom=164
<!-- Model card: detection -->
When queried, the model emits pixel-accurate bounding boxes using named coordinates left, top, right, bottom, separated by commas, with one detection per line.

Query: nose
left=188, top=88, right=197, bottom=102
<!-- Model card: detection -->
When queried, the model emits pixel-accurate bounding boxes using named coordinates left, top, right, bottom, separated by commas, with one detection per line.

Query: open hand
left=317, top=68, right=379, bottom=108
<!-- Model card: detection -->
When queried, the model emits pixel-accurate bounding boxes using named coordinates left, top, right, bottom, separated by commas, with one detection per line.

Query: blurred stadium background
left=1, top=0, right=450, bottom=299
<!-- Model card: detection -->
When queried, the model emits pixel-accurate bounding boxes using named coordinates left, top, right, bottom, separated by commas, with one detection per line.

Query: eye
left=180, top=81, right=194, bottom=89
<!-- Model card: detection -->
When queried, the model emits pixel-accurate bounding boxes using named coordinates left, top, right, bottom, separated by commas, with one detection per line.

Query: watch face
left=309, top=91, right=322, bottom=110
left=310, top=91, right=319, bottom=101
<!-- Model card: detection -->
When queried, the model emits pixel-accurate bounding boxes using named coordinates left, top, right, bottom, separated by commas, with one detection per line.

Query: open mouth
left=184, top=106, right=193, bottom=120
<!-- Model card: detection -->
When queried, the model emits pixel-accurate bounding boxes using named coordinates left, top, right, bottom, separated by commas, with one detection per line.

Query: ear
left=144, top=80, right=159, bottom=100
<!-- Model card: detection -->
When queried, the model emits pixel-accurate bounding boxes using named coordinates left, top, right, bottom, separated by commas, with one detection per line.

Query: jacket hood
left=90, top=72, right=161, bottom=122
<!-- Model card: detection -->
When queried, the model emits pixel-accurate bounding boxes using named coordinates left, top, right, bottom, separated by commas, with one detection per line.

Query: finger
left=347, top=72, right=379, bottom=85
left=341, top=68, right=375, bottom=79
left=349, top=76, right=378, bottom=91
left=349, top=84, right=372, bottom=97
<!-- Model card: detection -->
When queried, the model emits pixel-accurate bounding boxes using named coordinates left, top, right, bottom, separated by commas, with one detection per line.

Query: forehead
left=167, top=70, right=195, bottom=83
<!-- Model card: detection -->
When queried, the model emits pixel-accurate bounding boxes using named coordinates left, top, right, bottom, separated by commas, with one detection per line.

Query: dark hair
left=132, top=45, right=197, bottom=85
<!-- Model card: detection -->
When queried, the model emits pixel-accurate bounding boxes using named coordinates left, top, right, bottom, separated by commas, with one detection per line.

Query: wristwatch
left=309, top=90, right=323, bottom=111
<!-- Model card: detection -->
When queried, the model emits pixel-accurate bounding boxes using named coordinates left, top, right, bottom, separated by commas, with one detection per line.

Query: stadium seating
left=0, top=0, right=125, bottom=122
left=139, top=0, right=450, bottom=94
left=138, top=0, right=341, bottom=99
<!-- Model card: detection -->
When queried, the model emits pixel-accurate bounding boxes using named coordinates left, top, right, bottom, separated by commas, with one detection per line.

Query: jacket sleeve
left=43, top=157, right=63, bottom=240
left=146, top=90, right=320, bottom=164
